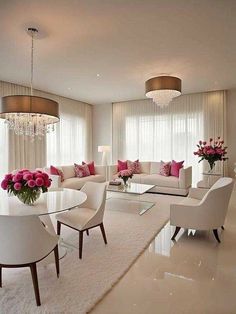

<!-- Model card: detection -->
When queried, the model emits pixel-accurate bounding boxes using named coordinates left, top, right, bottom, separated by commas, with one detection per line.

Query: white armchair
left=170, top=177, right=234, bottom=243
left=0, top=215, right=59, bottom=306
left=56, top=182, right=107, bottom=259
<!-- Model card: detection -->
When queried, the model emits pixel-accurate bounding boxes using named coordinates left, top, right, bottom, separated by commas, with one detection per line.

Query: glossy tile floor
left=91, top=187, right=236, bottom=314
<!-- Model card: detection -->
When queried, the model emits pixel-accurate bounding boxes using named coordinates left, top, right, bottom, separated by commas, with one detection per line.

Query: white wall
left=92, top=103, right=112, bottom=165
left=227, top=89, right=236, bottom=177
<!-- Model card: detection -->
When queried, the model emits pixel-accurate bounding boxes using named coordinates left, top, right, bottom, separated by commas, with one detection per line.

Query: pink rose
left=27, top=180, right=36, bottom=188
left=43, top=173, right=49, bottom=180
left=4, top=173, right=13, bottom=181
left=35, top=177, right=44, bottom=187
left=13, top=173, right=23, bottom=182
left=23, top=173, right=33, bottom=181
left=14, top=182, right=22, bottom=191
left=1, top=179, right=8, bottom=190
left=44, top=179, right=51, bottom=188
left=35, top=173, right=43, bottom=179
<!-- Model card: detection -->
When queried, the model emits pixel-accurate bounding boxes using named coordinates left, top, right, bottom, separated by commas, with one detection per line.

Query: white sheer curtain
left=46, top=96, right=92, bottom=166
left=113, top=91, right=226, bottom=184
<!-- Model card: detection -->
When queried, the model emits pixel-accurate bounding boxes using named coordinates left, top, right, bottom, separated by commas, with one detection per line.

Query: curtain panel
left=0, top=80, right=92, bottom=175
left=112, top=91, right=226, bottom=184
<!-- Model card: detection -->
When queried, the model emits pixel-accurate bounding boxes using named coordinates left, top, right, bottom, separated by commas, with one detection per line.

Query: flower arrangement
left=1, top=169, right=51, bottom=205
left=194, top=137, right=228, bottom=171
left=118, top=169, right=133, bottom=186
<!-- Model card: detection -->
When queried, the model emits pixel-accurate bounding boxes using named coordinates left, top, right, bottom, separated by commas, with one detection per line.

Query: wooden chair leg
left=54, top=245, right=60, bottom=278
left=57, top=221, right=61, bottom=236
left=86, top=229, right=89, bottom=236
left=100, top=223, right=107, bottom=244
left=30, top=263, right=41, bottom=306
left=0, top=265, right=2, bottom=288
left=79, top=231, right=84, bottom=259
left=213, top=229, right=221, bottom=243
left=171, top=226, right=181, bottom=241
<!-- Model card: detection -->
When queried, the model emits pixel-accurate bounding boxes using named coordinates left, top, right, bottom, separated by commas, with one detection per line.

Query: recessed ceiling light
left=67, top=87, right=72, bottom=90
left=96, top=74, right=100, bottom=77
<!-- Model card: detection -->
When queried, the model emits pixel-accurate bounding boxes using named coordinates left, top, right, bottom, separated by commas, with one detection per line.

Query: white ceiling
left=0, top=0, right=236, bottom=105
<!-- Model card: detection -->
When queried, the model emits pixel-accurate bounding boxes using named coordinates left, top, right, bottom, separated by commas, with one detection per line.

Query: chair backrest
left=0, top=215, right=58, bottom=265
left=81, top=182, right=107, bottom=211
left=200, top=177, right=234, bottom=226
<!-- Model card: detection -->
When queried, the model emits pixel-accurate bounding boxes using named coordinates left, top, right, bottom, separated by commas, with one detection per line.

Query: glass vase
left=122, top=177, right=129, bottom=187
left=17, top=189, right=41, bottom=206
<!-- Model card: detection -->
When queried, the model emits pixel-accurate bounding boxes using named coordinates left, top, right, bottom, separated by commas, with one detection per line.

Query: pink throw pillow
left=82, top=161, right=95, bottom=175
left=159, top=161, right=171, bottom=177
left=171, top=160, right=184, bottom=177
left=127, top=159, right=141, bottom=174
left=117, top=160, right=128, bottom=172
left=74, top=163, right=90, bottom=178
left=50, top=165, right=64, bottom=182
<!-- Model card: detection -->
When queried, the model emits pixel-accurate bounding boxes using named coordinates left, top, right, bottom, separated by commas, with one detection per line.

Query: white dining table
left=0, top=188, right=87, bottom=262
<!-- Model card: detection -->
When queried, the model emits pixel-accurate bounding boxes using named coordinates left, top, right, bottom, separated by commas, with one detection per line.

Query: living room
left=0, top=0, right=236, bottom=313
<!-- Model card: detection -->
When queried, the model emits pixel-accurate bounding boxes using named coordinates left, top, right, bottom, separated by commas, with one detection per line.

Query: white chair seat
left=56, top=208, right=95, bottom=230
left=178, top=197, right=201, bottom=206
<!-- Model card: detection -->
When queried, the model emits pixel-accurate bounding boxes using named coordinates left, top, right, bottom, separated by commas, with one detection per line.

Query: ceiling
left=0, top=0, right=236, bottom=105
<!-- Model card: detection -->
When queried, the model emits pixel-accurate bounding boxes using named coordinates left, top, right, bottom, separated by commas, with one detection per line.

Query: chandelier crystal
left=145, top=76, right=182, bottom=107
left=0, top=27, right=59, bottom=138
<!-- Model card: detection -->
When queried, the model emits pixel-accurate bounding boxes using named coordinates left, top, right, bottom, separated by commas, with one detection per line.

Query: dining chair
left=170, top=177, right=234, bottom=243
left=56, top=182, right=107, bottom=259
left=0, top=215, right=59, bottom=306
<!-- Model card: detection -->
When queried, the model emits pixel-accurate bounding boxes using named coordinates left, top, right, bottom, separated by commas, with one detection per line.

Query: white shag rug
left=0, top=193, right=182, bottom=314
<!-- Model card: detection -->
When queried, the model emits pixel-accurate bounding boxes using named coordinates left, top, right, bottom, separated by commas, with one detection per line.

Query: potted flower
left=1, top=169, right=52, bottom=205
left=194, top=137, right=228, bottom=172
left=118, top=169, right=133, bottom=186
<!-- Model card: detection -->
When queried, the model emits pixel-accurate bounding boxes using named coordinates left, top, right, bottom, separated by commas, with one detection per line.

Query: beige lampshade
left=98, top=145, right=111, bottom=153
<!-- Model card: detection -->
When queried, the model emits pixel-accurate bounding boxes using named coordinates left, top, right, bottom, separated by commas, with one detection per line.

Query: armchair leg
left=171, top=227, right=181, bottom=241
left=57, top=221, right=61, bottom=236
left=221, top=226, right=225, bottom=230
left=100, top=223, right=107, bottom=244
left=54, top=245, right=60, bottom=278
left=79, top=231, right=84, bottom=259
left=30, top=263, right=41, bottom=306
left=213, top=229, right=221, bottom=243
left=86, top=229, right=89, bottom=236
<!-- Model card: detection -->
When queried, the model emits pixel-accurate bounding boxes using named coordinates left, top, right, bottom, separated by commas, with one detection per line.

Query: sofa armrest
left=108, top=165, right=118, bottom=180
left=179, top=166, right=192, bottom=189
left=48, top=174, right=62, bottom=189
left=94, top=165, right=106, bottom=177
left=188, top=187, right=208, bottom=200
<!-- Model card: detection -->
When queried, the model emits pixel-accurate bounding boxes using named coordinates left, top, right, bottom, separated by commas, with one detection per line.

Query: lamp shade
left=98, top=145, right=111, bottom=153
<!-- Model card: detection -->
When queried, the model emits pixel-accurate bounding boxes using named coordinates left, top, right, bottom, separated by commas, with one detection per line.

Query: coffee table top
left=107, top=182, right=155, bottom=195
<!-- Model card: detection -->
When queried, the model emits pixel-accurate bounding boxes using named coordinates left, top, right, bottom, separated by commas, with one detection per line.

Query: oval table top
left=0, top=188, right=87, bottom=216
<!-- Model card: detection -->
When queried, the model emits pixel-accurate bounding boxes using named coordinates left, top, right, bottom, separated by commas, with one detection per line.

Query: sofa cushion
left=74, top=163, right=90, bottom=178
left=50, top=165, right=64, bottom=182
left=141, top=174, right=179, bottom=188
left=61, top=165, right=75, bottom=180
left=150, top=162, right=161, bottom=174
left=127, top=159, right=141, bottom=174
left=61, top=175, right=105, bottom=190
left=170, top=160, right=184, bottom=177
left=129, top=173, right=149, bottom=183
left=139, top=162, right=151, bottom=174
left=117, top=160, right=128, bottom=172
left=82, top=161, right=95, bottom=175
left=159, top=161, right=171, bottom=176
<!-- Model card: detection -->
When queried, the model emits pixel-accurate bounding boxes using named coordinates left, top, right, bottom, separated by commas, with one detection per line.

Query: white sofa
left=108, top=161, right=192, bottom=196
left=45, top=165, right=106, bottom=190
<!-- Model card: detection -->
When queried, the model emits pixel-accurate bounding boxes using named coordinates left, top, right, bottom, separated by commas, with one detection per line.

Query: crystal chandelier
left=145, top=76, right=182, bottom=107
left=0, top=27, right=59, bottom=137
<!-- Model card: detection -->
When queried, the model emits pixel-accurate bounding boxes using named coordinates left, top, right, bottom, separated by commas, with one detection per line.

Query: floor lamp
left=98, top=145, right=111, bottom=180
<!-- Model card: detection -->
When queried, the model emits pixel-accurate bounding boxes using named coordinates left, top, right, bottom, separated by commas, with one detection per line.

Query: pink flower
left=44, top=179, right=51, bottom=188
left=209, top=138, right=213, bottom=142
left=35, top=173, right=44, bottom=179
left=35, top=177, right=44, bottom=187
left=27, top=180, right=36, bottom=188
left=199, top=140, right=202, bottom=145
left=1, top=179, right=8, bottom=190
left=203, top=141, right=207, bottom=145
left=43, top=173, right=49, bottom=180
left=14, top=182, right=22, bottom=191
left=13, top=173, right=23, bottom=182
left=4, top=173, right=13, bottom=181
left=23, top=173, right=33, bottom=181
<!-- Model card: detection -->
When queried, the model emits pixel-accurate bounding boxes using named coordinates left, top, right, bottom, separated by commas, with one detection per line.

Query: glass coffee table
left=106, top=182, right=155, bottom=215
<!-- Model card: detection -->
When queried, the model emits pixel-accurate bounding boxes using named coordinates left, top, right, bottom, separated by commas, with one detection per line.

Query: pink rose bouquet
left=194, top=137, right=228, bottom=171
left=1, top=169, right=51, bottom=205
left=118, top=169, right=133, bottom=186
